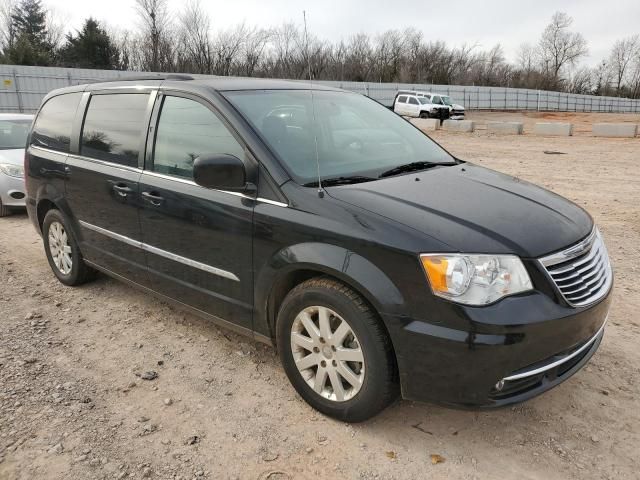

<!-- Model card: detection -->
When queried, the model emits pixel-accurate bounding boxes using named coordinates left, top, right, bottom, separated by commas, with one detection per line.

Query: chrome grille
left=539, top=229, right=612, bottom=307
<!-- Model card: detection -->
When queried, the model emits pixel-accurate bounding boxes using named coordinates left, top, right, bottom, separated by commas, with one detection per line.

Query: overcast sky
left=49, top=0, right=640, bottom=66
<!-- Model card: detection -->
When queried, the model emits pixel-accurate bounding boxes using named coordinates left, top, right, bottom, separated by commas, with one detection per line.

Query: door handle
left=112, top=184, right=133, bottom=197
left=141, top=191, right=164, bottom=206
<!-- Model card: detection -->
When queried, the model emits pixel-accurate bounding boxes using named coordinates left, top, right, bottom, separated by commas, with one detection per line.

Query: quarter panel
left=25, top=146, right=69, bottom=228
left=65, top=155, right=148, bottom=286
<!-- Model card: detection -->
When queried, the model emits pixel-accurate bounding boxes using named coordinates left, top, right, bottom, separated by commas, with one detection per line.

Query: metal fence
left=2, top=64, right=640, bottom=114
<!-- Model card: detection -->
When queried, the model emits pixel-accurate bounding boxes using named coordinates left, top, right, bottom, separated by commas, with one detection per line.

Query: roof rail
left=101, top=74, right=195, bottom=82
left=165, top=74, right=195, bottom=80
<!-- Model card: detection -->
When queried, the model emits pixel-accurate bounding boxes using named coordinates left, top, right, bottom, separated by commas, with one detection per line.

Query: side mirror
left=193, top=154, right=254, bottom=193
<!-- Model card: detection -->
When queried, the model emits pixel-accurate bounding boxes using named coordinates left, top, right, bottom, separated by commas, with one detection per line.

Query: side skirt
left=84, top=260, right=273, bottom=347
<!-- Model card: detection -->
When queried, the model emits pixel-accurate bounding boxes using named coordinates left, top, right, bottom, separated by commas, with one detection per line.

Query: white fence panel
left=1, top=65, right=639, bottom=114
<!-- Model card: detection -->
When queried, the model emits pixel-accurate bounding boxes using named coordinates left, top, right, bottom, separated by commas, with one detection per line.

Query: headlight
left=0, top=163, right=24, bottom=178
left=420, top=254, right=533, bottom=305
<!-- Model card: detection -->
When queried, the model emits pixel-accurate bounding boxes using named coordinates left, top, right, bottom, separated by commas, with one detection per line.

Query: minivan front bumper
left=384, top=287, right=612, bottom=408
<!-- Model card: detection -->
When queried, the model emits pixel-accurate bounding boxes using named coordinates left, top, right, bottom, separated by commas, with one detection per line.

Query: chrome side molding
left=79, top=220, right=240, bottom=282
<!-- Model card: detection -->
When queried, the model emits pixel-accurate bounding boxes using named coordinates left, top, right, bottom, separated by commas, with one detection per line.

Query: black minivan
left=25, top=76, right=612, bottom=421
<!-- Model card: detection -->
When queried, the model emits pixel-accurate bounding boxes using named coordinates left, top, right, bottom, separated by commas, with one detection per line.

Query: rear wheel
left=43, top=209, right=96, bottom=286
left=277, top=277, right=398, bottom=422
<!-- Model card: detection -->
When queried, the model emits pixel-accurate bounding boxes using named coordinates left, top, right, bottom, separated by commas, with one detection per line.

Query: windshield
left=0, top=119, right=30, bottom=150
left=441, top=96, right=453, bottom=106
left=224, top=90, right=454, bottom=185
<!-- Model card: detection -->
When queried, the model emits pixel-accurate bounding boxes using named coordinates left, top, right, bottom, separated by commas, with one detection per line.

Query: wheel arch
left=33, top=182, right=75, bottom=235
left=36, top=198, right=58, bottom=233
left=254, top=242, right=405, bottom=348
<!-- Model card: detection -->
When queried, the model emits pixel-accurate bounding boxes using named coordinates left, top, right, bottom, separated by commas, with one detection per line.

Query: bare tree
left=401, top=28, right=422, bottom=82
left=516, top=43, right=536, bottom=73
left=568, top=67, right=593, bottom=94
left=240, top=26, right=271, bottom=77
left=0, top=0, right=16, bottom=50
left=373, top=30, right=405, bottom=82
left=477, top=44, right=509, bottom=86
left=447, top=43, right=476, bottom=85
left=212, top=23, right=248, bottom=76
left=110, top=27, right=132, bottom=70
left=344, top=33, right=373, bottom=82
left=592, top=60, right=613, bottom=96
left=608, top=35, right=639, bottom=94
left=44, top=5, right=65, bottom=51
left=628, top=56, right=640, bottom=99
left=134, top=0, right=172, bottom=71
left=538, top=12, right=588, bottom=85
left=176, top=0, right=212, bottom=73
left=270, top=22, right=301, bottom=79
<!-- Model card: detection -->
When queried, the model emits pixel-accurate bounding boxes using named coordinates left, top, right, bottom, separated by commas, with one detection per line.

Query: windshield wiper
left=378, top=161, right=452, bottom=178
left=304, top=175, right=377, bottom=187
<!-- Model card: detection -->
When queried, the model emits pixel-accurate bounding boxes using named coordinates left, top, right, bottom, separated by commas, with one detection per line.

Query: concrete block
left=443, top=120, right=475, bottom=133
left=592, top=123, right=638, bottom=138
left=533, top=122, right=573, bottom=136
left=487, top=121, right=524, bottom=135
left=410, top=118, right=440, bottom=131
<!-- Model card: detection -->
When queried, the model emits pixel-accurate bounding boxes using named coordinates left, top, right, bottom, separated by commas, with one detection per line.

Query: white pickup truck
left=394, top=90, right=465, bottom=120
left=393, top=92, right=449, bottom=119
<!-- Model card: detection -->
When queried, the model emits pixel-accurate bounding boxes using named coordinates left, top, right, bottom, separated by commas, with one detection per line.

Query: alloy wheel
left=290, top=306, right=365, bottom=402
left=48, top=221, right=73, bottom=275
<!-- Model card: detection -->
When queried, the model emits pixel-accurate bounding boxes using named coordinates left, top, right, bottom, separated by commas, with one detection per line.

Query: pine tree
left=59, top=18, right=120, bottom=69
left=11, top=0, right=48, bottom=46
left=2, top=0, right=51, bottom=65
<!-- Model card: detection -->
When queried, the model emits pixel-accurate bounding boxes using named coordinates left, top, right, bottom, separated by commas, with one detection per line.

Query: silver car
left=0, top=113, right=33, bottom=216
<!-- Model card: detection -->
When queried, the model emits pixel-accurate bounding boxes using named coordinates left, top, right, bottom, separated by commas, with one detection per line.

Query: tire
left=419, top=111, right=429, bottom=119
left=42, top=209, right=96, bottom=286
left=277, top=277, right=398, bottom=422
left=0, top=199, right=11, bottom=217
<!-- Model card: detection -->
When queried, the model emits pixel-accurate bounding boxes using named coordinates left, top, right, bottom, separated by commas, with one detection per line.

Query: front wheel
left=277, top=278, right=398, bottom=422
left=419, top=111, right=429, bottom=119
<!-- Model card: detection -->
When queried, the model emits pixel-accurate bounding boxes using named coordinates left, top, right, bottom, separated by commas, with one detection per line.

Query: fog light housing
left=494, top=380, right=505, bottom=391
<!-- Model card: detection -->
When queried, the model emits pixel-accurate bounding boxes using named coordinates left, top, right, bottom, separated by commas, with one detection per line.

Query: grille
left=539, top=229, right=612, bottom=307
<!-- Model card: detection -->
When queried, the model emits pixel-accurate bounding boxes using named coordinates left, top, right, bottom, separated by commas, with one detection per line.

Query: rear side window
left=31, top=93, right=82, bottom=153
left=152, top=95, right=244, bottom=179
left=81, top=93, right=149, bottom=167
left=397, top=95, right=407, bottom=103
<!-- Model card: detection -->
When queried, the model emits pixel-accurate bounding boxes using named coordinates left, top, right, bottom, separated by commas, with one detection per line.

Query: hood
left=452, top=103, right=465, bottom=111
left=325, top=163, right=592, bottom=258
left=0, top=148, right=25, bottom=166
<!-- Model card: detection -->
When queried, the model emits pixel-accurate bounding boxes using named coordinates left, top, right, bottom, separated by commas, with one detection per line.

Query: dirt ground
left=1, top=128, right=639, bottom=480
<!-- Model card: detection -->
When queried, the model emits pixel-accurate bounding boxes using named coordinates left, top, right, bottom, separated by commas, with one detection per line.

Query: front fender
left=253, top=242, right=405, bottom=340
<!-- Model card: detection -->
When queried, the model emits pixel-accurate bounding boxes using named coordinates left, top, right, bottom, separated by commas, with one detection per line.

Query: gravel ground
left=1, top=129, right=639, bottom=480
